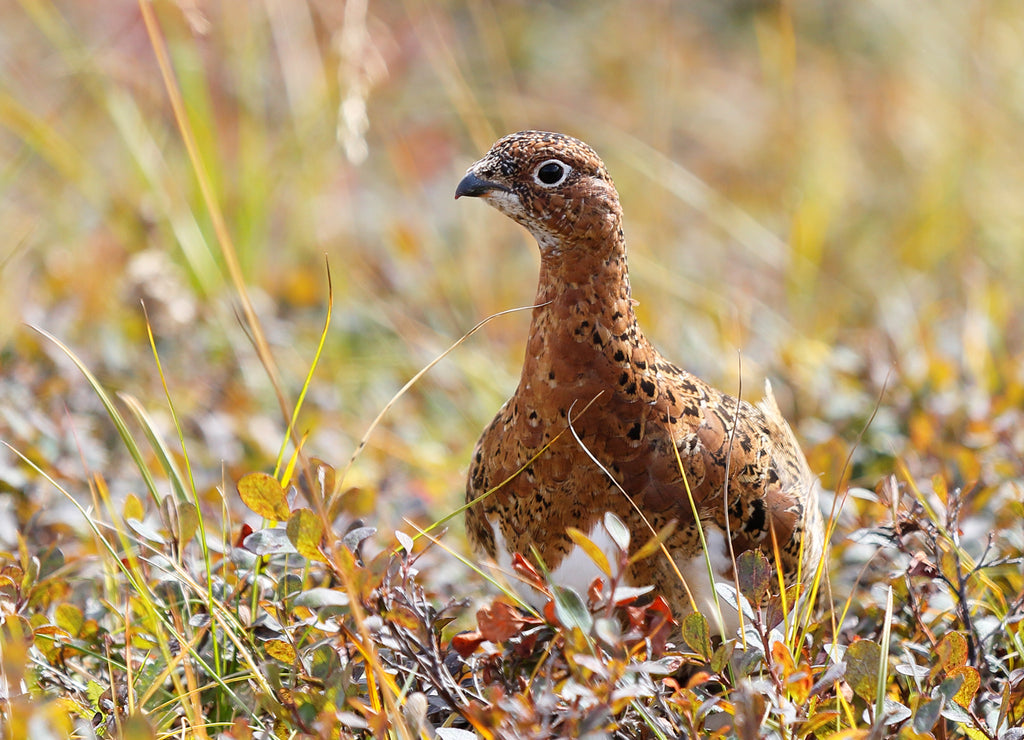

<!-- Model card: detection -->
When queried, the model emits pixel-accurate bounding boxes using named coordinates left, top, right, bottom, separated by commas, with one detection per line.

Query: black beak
left=455, top=172, right=508, bottom=199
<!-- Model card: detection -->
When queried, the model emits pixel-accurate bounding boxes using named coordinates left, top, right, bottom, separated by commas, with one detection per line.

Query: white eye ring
left=533, top=159, right=571, bottom=187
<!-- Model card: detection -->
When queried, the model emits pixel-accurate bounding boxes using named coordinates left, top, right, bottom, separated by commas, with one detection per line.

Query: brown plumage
left=456, top=131, right=823, bottom=630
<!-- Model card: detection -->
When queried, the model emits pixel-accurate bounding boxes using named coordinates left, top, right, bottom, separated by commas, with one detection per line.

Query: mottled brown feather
left=457, top=131, right=824, bottom=619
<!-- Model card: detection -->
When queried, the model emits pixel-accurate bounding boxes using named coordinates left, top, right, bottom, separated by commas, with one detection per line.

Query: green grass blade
left=32, top=325, right=163, bottom=506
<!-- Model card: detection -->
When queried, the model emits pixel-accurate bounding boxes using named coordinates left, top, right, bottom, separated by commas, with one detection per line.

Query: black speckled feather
left=457, top=131, right=824, bottom=622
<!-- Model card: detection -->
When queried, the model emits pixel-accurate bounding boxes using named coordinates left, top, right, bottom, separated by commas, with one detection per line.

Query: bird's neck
left=521, top=228, right=652, bottom=392
left=533, top=246, right=636, bottom=325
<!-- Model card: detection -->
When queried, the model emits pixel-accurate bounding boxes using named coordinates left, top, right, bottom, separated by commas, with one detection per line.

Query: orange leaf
left=647, top=595, right=675, bottom=655
left=685, top=670, right=712, bottom=689
left=932, top=632, right=968, bottom=681
left=543, top=599, right=557, bottom=624
left=477, top=600, right=538, bottom=643
left=787, top=667, right=812, bottom=704
left=234, top=523, right=253, bottom=547
left=771, top=640, right=796, bottom=676
left=648, top=595, right=675, bottom=622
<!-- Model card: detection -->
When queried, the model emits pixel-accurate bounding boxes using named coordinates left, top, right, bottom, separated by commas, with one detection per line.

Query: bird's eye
left=534, top=160, right=569, bottom=187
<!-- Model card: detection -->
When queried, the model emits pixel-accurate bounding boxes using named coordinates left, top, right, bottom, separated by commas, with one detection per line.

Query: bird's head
left=456, top=131, right=622, bottom=255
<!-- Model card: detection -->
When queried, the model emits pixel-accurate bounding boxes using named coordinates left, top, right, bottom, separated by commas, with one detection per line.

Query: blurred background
left=1, top=1, right=1022, bottom=552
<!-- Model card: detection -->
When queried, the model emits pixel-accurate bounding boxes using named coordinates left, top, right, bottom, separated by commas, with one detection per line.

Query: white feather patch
left=674, top=528, right=740, bottom=635
left=488, top=516, right=741, bottom=634
left=489, top=518, right=622, bottom=609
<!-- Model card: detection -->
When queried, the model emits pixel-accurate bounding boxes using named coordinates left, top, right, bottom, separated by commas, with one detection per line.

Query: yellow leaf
left=237, top=472, right=290, bottom=520
left=566, top=527, right=611, bottom=576
left=54, top=603, right=84, bottom=638
left=175, top=502, right=199, bottom=544
left=628, top=520, right=677, bottom=565
left=124, top=493, right=144, bottom=522
left=934, top=632, right=968, bottom=673
left=949, top=665, right=980, bottom=707
left=287, top=508, right=326, bottom=562
left=819, top=731, right=869, bottom=740
left=264, top=639, right=297, bottom=663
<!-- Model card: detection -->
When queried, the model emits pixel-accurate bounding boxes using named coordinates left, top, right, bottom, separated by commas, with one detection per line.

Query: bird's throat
left=520, top=236, right=651, bottom=405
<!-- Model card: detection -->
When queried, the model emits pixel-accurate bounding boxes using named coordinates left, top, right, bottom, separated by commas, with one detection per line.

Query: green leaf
left=710, top=640, right=734, bottom=674
left=293, top=588, right=350, bottom=609
left=881, top=697, right=911, bottom=725
left=342, top=526, right=377, bottom=553
left=845, top=640, right=883, bottom=702
left=159, top=495, right=199, bottom=545
left=736, top=549, right=772, bottom=604
left=125, top=516, right=167, bottom=544
left=308, top=644, right=343, bottom=682
left=714, top=582, right=755, bottom=621
left=552, top=585, right=593, bottom=634
left=237, top=472, right=290, bottom=520
left=436, top=729, right=478, bottom=740
left=243, top=527, right=298, bottom=556
left=395, top=529, right=414, bottom=555
left=86, top=680, right=105, bottom=706
left=681, top=611, right=711, bottom=660
left=913, top=698, right=942, bottom=732
left=935, top=673, right=965, bottom=703
left=940, top=701, right=972, bottom=724
left=594, top=617, right=621, bottom=646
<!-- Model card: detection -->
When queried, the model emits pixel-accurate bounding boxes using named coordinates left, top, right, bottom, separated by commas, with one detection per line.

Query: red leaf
left=451, top=631, right=485, bottom=658
left=477, top=600, right=538, bottom=643
left=625, top=604, right=647, bottom=633
left=543, top=599, right=557, bottom=624
left=511, top=553, right=547, bottom=592
left=625, top=595, right=676, bottom=654
left=648, top=595, right=675, bottom=621
left=907, top=552, right=940, bottom=578
left=647, top=596, right=676, bottom=655
left=511, top=628, right=541, bottom=658
left=235, top=523, right=253, bottom=548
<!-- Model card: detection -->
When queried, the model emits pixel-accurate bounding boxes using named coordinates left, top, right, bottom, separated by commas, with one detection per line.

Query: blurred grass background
left=1, top=0, right=1022, bottom=546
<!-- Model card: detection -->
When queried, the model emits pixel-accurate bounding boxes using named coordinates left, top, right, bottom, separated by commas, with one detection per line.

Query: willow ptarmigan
left=456, top=130, right=824, bottom=632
